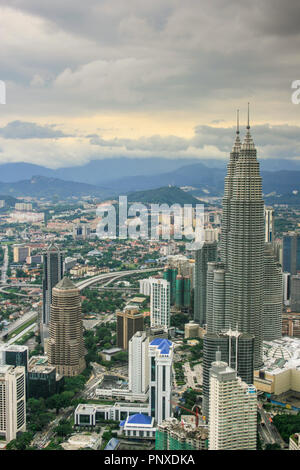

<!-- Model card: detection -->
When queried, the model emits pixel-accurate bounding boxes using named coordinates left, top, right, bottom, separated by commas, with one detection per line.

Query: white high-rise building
left=283, top=272, right=291, bottom=306
left=0, top=365, right=26, bottom=443
left=139, top=278, right=153, bottom=296
left=150, top=279, right=170, bottom=328
left=265, top=207, right=274, bottom=243
left=128, top=331, right=150, bottom=394
left=149, top=338, right=173, bottom=425
left=208, top=352, right=257, bottom=450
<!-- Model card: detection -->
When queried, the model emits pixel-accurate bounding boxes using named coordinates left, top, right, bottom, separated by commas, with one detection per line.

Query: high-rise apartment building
left=48, top=277, right=85, bottom=376
left=42, top=243, right=63, bottom=328
left=116, top=307, right=144, bottom=350
left=128, top=331, right=150, bottom=395
left=13, top=244, right=30, bottom=263
left=282, top=232, right=300, bottom=275
left=202, top=328, right=254, bottom=419
left=149, top=338, right=173, bottom=425
left=0, top=365, right=26, bottom=443
left=208, top=352, right=257, bottom=450
left=150, top=279, right=170, bottom=328
left=190, top=241, right=217, bottom=326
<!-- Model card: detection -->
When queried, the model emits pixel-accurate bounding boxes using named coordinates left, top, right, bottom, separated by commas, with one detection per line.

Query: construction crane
left=171, top=400, right=201, bottom=428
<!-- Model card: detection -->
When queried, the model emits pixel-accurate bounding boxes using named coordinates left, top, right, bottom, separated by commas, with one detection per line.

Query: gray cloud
left=0, top=121, right=70, bottom=139
left=89, top=123, right=300, bottom=160
left=0, top=1, right=299, bottom=166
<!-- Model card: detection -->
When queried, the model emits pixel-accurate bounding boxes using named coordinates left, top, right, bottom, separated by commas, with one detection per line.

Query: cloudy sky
left=0, top=0, right=300, bottom=168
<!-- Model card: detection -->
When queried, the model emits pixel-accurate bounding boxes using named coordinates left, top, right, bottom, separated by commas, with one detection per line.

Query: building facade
left=42, top=243, right=63, bottom=329
left=208, top=352, right=257, bottom=450
left=0, top=365, right=26, bottom=443
left=202, top=329, right=254, bottom=419
left=150, top=279, right=170, bottom=328
left=116, top=307, right=144, bottom=350
left=48, top=277, right=86, bottom=376
left=149, top=338, right=173, bottom=425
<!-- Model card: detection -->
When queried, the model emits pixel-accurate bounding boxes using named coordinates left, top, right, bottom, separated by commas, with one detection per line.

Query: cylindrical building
left=48, top=277, right=86, bottom=377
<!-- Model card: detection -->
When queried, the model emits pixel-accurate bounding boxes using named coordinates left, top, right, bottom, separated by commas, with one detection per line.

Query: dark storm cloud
left=0, top=0, right=299, bottom=165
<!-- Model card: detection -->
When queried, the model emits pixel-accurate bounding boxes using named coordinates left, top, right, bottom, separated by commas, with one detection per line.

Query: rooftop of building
left=28, top=356, right=56, bottom=374
left=55, top=277, right=77, bottom=291
left=104, top=438, right=120, bottom=451
left=150, top=337, right=172, bottom=354
left=261, top=337, right=300, bottom=375
left=98, top=374, right=128, bottom=390
left=101, top=347, right=122, bottom=355
left=120, top=413, right=153, bottom=427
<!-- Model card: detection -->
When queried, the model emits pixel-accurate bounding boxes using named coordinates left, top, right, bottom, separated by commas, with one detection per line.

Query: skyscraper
left=0, top=365, right=26, bottom=443
left=208, top=351, right=257, bottom=450
left=42, top=243, right=63, bottom=329
left=150, top=279, right=170, bottom=328
left=149, top=338, right=173, bottom=425
left=116, top=306, right=144, bottom=350
left=128, top=331, right=149, bottom=394
left=282, top=232, right=300, bottom=275
left=291, top=275, right=300, bottom=312
left=48, top=277, right=85, bottom=376
left=262, top=243, right=282, bottom=340
left=264, top=206, right=275, bottom=243
left=202, top=328, right=254, bottom=419
left=211, top=108, right=265, bottom=368
left=191, top=241, right=217, bottom=326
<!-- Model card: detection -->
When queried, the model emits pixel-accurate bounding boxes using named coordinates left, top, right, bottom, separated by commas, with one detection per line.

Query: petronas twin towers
left=209, top=107, right=281, bottom=369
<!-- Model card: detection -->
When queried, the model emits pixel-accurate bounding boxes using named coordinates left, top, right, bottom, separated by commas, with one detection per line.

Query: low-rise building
left=254, top=337, right=300, bottom=395
left=120, top=413, right=156, bottom=439
left=75, top=402, right=149, bottom=425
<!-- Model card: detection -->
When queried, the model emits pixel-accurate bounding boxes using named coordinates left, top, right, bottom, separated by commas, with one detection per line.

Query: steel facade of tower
left=202, top=329, right=254, bottom=419
left=193, top=242, right=217, bottom=326
left=42, top=243, right=63, bottom=326
left=214, top=110, right=265, bottom=368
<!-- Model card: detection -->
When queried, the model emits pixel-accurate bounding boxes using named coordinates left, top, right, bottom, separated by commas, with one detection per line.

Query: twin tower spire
left=232, top=104, right=255, bottom=152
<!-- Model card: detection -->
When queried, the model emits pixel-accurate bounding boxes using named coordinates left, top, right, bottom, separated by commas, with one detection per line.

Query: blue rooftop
left=150, top=337, right=172, bottom=355
left=126, top=413, right=153, bottom=425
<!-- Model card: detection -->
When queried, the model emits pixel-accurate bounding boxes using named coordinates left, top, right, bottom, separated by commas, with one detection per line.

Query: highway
left=258, top=404, right=286, bottom=448
left=76, top=267, right=161, bottom=291
left=0, top=310, right=38, bottom=340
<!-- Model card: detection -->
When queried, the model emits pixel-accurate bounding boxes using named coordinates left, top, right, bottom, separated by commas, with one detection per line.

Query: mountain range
left=0, top=158, right=299, bottom=201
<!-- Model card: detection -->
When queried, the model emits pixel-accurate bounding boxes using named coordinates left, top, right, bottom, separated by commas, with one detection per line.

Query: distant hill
left=126, top=186, right=201, bottom=206
left=0, top=176, right=111, bottom=200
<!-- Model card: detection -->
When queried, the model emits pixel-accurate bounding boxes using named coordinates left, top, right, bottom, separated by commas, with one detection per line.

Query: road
left=76, top=267, right=161, bottom=291
left=0, top=310, right=38, bottom=340
left=258, top=404, right=286, bottom=448
left=4, top=322, right=38, bottom=346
